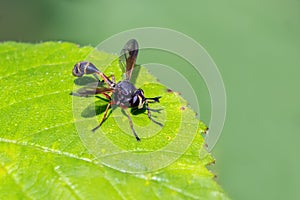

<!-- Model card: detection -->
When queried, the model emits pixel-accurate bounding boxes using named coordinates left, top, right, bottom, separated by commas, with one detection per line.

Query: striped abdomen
left=72, top=61, right=100, bottom=77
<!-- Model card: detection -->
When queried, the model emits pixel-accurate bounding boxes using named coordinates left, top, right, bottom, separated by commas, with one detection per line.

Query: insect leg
left=92, top=102, right=112, bottom=132
left=123, top=108, right=141, bottom=141
left=95, top=72, right=115, bottom=88
left=146, top=102, right=163, bottom=127
left=93, top=73, right=114, bottom=84
left=101, top=93, right=112, bottom=101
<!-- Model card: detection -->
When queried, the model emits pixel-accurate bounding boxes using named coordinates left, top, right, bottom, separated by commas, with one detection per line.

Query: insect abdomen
left=72, top=61, right=99, bottom=77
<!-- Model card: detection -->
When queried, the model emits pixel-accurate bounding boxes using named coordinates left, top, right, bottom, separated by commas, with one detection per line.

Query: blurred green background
left=1, top=0, right=299, bottom=199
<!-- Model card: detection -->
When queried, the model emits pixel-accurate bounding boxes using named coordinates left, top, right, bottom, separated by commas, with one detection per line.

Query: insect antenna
left=146, top=96, right=161, bottom=103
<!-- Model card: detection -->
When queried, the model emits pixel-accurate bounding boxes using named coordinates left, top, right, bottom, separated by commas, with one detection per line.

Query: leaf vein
left=0, top=137, right=93, bottom=163
left=16, top=121, right=77, bottom=142
left=0, top=162, right=34, bottom=200
left=134, top=174, right=200, bottom=199
left=0, top=61, right=73, bottom=80
left=0, top=90, right=71, bottom=110
left=53, top=165, right=82, bottom=200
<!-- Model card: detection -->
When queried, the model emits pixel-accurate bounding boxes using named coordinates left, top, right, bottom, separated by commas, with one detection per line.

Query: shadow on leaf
left=130, top=107, right=163, bottom=116
left=81, top=100, right=108, bottom=118
left=74, top=76, right=98, bottom=85
left=130, top=107, right=146, bottom=115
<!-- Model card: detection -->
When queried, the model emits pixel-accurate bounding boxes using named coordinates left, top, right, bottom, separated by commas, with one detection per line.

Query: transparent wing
left=71, top=82, right=113, bottom=97
left=119, top=39, right=139, bottom=81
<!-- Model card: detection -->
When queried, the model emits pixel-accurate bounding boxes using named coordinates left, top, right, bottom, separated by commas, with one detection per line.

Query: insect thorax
left=112, top=80, right=136, bottom=107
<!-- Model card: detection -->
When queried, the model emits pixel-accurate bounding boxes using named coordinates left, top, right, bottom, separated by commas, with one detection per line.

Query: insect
left=71, top=39, right=162, bottom=141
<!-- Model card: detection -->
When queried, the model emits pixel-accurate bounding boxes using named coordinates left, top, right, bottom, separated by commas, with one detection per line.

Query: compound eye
left=139, top=89, right=144, bottom=96
left=130, top=91, right=145, bottom=109
left=129, top=94, right=140, bottom=108
left=132, top=95, right=139, bottom=106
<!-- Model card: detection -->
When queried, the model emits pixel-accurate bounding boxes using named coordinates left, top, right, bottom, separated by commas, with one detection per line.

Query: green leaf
left=0, top=42, right=229, bottom=199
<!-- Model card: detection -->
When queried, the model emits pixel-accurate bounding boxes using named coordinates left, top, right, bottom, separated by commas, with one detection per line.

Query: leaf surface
left=0, top=42, right=229, bottom=199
